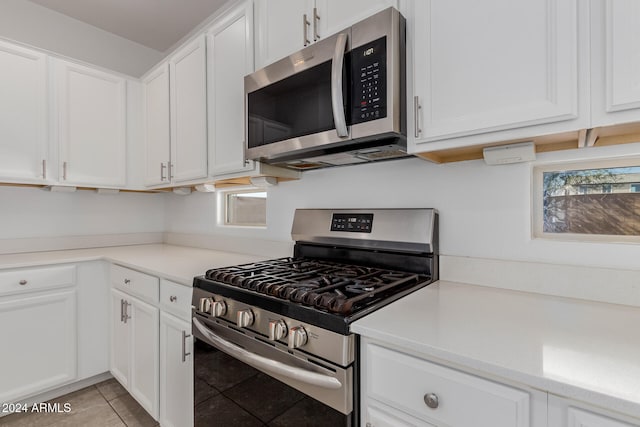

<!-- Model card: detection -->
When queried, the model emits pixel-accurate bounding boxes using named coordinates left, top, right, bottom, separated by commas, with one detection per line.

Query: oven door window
left=247, top=59, right=348, bottom=149
left=194, top=339, right=351, bottom=426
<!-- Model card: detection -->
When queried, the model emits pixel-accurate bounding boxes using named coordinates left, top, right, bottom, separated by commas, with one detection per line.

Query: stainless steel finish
left=302, top=14, right=311, bottom=46
left=236, top=308, right=254, bottom=328
left=192, top=287, right=355, bottom=367
left=124, top=279, right=131, bottom=285
left=313, top=7, right=320, bottom=41
left=62, top=161, right=67, bottom=180
left=193, top=316, right=353, bottom=414
left=169, top=295, right=177, bottom=302
left=168, top=162, right=174, bottom=179
left=18, top=280, right=27, bottom=286
left=123, top=300, right=131, bottom=323
left=210, top=300, right=227, bottom=317
left=331, top=33, right=349, bottom=138
left=245, top=7, right=406, bottom=168
left=181, top=330, right=191, bottom=362
left=414, top=95, right=422, bottom=138
left=268, top=319, right=288, bottom=341
left=160, top=163, right=167, bottom=181
left=291, top=208, right=438, bottom=254
left=288, top=325, right=308, bottom=349
left=424, top=393, right=439, bottom=409
left=42, top=160, right=46, bottom=179
left=120, top=299, right=125, bottom=322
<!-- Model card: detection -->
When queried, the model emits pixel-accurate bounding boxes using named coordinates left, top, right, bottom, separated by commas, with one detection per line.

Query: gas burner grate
left=205, top=257, right=429, bottom=315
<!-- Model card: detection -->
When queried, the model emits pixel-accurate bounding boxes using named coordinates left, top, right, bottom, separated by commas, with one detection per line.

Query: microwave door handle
left=331, top=33, right=349, bottom=138
left=193, top=318, right=342, bottom=390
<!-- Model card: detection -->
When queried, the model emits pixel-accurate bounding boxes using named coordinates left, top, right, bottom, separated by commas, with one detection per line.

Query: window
left=533, top=160, right=640, bottom=241
left=223, top=190, right=267, bottom=226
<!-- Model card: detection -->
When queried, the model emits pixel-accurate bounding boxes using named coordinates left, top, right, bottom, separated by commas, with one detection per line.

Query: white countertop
left=352, top=280, right=640, bottom=419
left=0, top=244, right=266, bottom=285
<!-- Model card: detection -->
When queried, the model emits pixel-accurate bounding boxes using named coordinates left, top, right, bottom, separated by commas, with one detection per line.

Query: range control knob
left=288, top=326, right=308, bottom=349
left=210, top=300, right=227, bottom=318
left=198, top=298, right=212, bottom=313
left=268, top=319, right=288, bottom=341
left=236, top=309, right=254, bottom=328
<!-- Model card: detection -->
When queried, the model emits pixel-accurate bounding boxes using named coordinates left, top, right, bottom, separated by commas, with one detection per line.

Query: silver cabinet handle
left=303, top=14, right=311, bottom=46
left=42, top=160, right=46, bottom=179
left=123, top=300, right=131, bottom=323
left=313, top=7, right=320, bottom=41
left=170, top=295, right=177, bottom=302
left=19, top=280, right=27, bottom=286
left=62, top=161, right=68, bottom=180
left=168, top=162, right=174, bottom=180
left=120, top=299, right=125, bottom=322
left=331, top=33, right=349, bottom=138
left=182, top=330, right=191, bottom=362
left=414, top=95, right=422, bottom=138
left=160, top=163, right=167, bottom=181
left=124, top=279, right=131, bottom=285
left=424, top=393, right=439, bottom=409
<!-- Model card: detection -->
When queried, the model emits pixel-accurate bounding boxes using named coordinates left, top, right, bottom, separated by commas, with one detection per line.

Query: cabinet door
left=412, top=0, right=579, bottom=143
left=548, top=394, right=640, bottom=427
left=169, top=36, right=208, bottom=184
left=0, top=41, right=49, bottom=184
left=56, top=60, right=127, bottom=187
left=130, top=297, right=160, bottom=420
left=208, top=2, right=255, bottom=176
left=160, top=312, right=193, bottom=427
left=143, top=63, right=171, bottom=186
left=110, top=288, right=130, bottom=388
left=254, top=0, right=314, bottom=69
left=591, top=0, right=640, bottom=126
left=316, top=0, right=397, bottom=40
left=366, top=404, right=435, bottom=427
left=0, top=290, right=76, bottom=402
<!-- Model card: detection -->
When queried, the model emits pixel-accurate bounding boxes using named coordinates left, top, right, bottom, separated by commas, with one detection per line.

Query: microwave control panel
left=351, top=37, right=387, bottom=125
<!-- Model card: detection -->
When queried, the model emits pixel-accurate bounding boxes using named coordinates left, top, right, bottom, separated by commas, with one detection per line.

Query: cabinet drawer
left=0, top=265, right=76, bottom=297
left=366, top=344, right=530, bottom=427
left=111, top=265, right=159, bottom=303
left=160, top=279, right=192, bottom=320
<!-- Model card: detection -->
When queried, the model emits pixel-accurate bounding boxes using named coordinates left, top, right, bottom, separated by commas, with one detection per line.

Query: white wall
left=165, top=142, right=640, bottom=271
left=0, top=0, right=162, bottom=76
left=0, top=186, right=165, bottom=239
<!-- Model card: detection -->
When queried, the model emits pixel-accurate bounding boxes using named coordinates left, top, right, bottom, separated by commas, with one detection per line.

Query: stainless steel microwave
left=244, top=7, right=407, bottom=170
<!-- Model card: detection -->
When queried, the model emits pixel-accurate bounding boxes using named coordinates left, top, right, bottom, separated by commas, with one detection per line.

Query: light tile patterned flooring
left=0, top=379, right=158, bottom=427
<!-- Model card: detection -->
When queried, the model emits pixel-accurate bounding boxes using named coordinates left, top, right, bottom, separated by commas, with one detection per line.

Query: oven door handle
left=193, top=318, right=342, bottom=390
left=331, top=33, right=349, bottom=138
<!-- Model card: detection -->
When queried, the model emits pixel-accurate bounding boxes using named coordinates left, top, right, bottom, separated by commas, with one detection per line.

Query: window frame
left=219, top=188, right=268, bottom=228
left=532, top=158, right=640, bottom=243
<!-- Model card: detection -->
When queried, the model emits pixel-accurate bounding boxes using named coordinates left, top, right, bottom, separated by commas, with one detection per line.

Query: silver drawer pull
left=19, top=280, right=27, bottom=286
left=169, top=296, right=177, bottom=302
left=124, top=279, right=131, bottom=284
left=182, top=330, right=191, bottom=362
left=424, top=393, right=439, bottom=409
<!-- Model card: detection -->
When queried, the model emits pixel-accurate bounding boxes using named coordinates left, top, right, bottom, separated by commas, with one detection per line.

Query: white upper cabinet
left=55, top=60, right=127, bottom=187
left=410, top=0, right=586, bottom=152
left=0, top=41, right=49, bottom=184
left=169, top=35, right=208, bottom=184
left=254, top=0, right=397, bottom=69
left=143, top=62, right=171, bottom=186
left=207, top=1, right=255, bottom=176
left=591, top=0, right=640, bottom=127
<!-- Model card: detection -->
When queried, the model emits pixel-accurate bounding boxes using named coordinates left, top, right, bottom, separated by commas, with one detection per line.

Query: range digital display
left=330, top=213, right=374, bottom=233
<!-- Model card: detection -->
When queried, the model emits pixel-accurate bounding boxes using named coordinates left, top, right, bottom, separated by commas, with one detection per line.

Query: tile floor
left=0, top=379, right=157, bottom=427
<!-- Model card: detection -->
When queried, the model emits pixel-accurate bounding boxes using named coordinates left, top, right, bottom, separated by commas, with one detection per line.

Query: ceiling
left=28, top=0, right=229, bottom=52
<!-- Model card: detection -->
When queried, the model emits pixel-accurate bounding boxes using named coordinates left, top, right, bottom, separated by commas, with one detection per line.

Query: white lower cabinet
left=361, top=339, right=546, bottom=427
left=160, top=311, right=194, bottom=427
left=548, top=394, right=640, bottom=427
left=110, top=270, right=160, bottom=420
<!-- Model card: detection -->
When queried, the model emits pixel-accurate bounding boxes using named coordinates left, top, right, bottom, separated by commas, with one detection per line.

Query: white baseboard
left=0, top=233, right=164, bottom=255
left=440, top=255, right=640, bottom=308
left=164, top=232, right=293, bottom=258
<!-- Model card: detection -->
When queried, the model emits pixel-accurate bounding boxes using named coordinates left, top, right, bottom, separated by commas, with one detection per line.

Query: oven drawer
left=111, top=265, right=159, bottom=303
left=365, top=344, right=531, bottom=427
left=0, top=265, right=76, bottom=297
left=160, top=279, right=192, bottom=320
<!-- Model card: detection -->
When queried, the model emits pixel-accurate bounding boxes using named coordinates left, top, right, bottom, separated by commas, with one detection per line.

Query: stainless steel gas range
left=192, top=208, right=438, bottom=426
